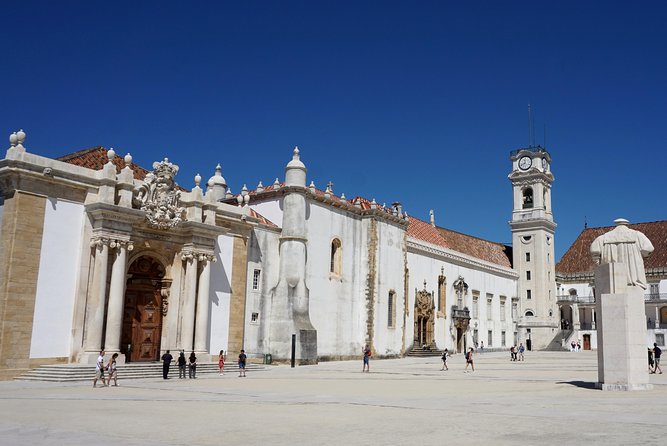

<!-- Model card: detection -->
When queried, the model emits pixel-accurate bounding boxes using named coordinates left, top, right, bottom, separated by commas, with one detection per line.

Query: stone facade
left=0, top=130, right=571, bottom=380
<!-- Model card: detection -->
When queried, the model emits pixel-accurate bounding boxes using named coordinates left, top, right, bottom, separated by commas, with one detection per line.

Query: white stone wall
left=372, top=219, right=407, bottom=356
left=303, top=201, right=367, bottom=358
left=208, top=234, right=234, bottom=354
left=407, top=243, right=518, bottom=350
left=30, top=198, right=85, bottom=358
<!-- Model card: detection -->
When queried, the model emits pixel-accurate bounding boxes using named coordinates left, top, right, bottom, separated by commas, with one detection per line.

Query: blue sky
left=2, top=1, right=665, bottom=260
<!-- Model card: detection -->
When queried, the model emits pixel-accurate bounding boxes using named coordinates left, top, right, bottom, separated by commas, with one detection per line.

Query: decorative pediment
left=133, top=158, right=186, bottom=229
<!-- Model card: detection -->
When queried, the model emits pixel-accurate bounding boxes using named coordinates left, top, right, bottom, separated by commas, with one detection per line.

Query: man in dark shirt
left=653, top=343, right=662, bottom=374
left=238, top=349, right=247, bottom=377
left=161, top=350, right=174, bottom=379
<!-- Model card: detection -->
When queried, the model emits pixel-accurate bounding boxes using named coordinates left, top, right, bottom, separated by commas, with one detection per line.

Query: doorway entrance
left=121, top=256, right=166, bottom=362
left=583, top=334, right=591, bottom=350
left=413, top=287, right=435, bottom=349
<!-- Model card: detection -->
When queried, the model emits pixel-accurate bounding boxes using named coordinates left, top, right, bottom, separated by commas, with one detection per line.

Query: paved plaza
left=0, top=351, right=665, bottom=445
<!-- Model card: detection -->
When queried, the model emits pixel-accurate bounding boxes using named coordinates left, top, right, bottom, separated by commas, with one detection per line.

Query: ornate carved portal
left=413, top=283, right=436, bottom=349
left=121, top=256, right=166, bottom=362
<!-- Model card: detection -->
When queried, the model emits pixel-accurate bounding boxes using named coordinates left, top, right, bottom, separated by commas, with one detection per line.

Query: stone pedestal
left=595, top=263, right=652, bottom=391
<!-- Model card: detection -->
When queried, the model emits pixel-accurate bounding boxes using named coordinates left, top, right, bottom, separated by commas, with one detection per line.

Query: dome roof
left=286, top=147, right=306, bottom=170
left=207, top=163, right=227, bottom=187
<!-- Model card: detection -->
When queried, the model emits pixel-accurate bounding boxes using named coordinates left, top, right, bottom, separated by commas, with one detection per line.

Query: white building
left=0, top=129, right=572, bottom=380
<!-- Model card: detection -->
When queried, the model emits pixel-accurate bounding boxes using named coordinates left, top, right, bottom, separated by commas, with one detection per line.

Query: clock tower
left=508, top=146, right=558, bottom=350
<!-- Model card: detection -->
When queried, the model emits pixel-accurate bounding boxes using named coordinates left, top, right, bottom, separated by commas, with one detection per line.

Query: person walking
left=440, top=348, right=449, bottom=371
left=188, top=352, right=197, bottom=379
left=177, top=351, right=187, bottom=379
left=362, top=344, right=371, bottom=372
left=218, top=350, right=225, bottom=375
left=238, top=349, right=247, bottom=377
left=648, top=347, right=655, bottom=373
left=510, top=345, right=516, bottom=361
left=518, top=343, right=525, bottom=361
left=161, top=350, right=173, bottom=379
left=93, top=351, right=106, bottom=388
left=464, top=348, right=475, bottom=372
left=106, top=353, right=119, bottom=386
left=653, top=343, right=662, bottom=374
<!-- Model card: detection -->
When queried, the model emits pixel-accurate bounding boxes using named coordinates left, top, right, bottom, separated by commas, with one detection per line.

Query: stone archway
left=413, top=285, right=435, bottom=349
left=121, top=255, right=166, bottom=362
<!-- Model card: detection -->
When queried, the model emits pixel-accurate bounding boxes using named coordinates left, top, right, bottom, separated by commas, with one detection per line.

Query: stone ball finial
left=241, top=184, right=248, bottom=196
left=124, top=153, right=133, bottom=167
left=107, top=148, right=116, bottom=162
left=9, top=132, right=18, bottom=147
left=16, top=129, right=26, bottom=144
left=225, top=188, right=233, bottom=199
left=614, top=218, right=630, bottom=226
left=195, top=173, right=202, bottom=187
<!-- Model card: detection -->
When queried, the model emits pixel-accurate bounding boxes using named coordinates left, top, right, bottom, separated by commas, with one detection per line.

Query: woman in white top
left=106, top=353, right=119, bottom=386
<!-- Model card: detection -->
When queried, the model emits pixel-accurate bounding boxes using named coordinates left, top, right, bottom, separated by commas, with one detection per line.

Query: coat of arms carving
left=133, top=158, right=186, bottom=229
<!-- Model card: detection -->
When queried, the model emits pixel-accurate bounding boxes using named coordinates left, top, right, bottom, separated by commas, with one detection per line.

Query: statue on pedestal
left=590, top=218, right=654, bottom=290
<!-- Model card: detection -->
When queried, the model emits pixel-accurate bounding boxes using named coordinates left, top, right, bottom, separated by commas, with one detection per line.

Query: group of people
left=160, top=349, right=247, bottom=379
left=570, top=341, right=582, bottom=352
left=648, top=343, right=663, bottom=374
left=509, top=343, right=525, bottom=361
left=92, top=351, right=119, bottom=387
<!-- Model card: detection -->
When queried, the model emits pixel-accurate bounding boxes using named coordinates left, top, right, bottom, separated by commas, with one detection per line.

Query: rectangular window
left=472, top=296, right=479, bottom=318
left=514, top=331, right=518, bottom=346
left=500, top=299, right=506, bottom=321
left=501, top=331, right=506, bottom=347
left=388, top=292, right=395, bottom=328
left=487, top=330, right=493, bottom=347
left=527, top=290, right=532, bottom=300
left=251, top=312, right=259, bottom=323
left=512, top=302, right=518, bottom=320
left=252, top=269, right=261, bottom=290
left=486, top=298, right=492, bottom=321
left=656, top=333, right=665, bottom=347
left=526, top=271, right=531, bottom=280
left=526, top=252, right=530, bottom=262
left=650, top=283, right=660, bottom=297
left=473, top=329, right=478, bottom=345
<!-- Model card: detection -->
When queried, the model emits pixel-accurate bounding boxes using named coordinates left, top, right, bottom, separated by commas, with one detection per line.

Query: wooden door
left=121, top=285, right=162, bottom=362
left=583, top=334, right=591, bottom=350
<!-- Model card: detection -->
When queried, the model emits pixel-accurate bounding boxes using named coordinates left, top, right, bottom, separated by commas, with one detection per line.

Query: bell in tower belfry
left=508, top=145, right=558, bottom=351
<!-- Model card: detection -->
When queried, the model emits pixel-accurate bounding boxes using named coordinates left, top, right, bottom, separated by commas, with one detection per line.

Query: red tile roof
left=248, top=208, right=278, bottom=228
left=407, top=217, right=513, bottom=268
left=57, top=147, right=150, bottom=181
left=556, top=221, right=667, bottom=274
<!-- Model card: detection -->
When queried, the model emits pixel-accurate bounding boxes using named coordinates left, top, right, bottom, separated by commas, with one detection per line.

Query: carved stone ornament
left=133, top=158, right=186, bottom=229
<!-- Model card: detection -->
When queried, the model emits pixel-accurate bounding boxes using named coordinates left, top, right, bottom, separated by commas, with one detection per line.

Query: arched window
left=569, top=289, right=577, bottom=297
left=522, top=188, right=534, bottom=209
left=524, top=310, right=534, bottom=317
left=330, top=238, right=342, bottom=275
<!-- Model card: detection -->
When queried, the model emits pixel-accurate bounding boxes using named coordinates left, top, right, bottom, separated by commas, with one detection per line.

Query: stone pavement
left=0, top=351, right=665, bottom=445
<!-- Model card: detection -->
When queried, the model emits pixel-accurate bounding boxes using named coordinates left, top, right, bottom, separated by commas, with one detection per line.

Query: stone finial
left=124, top=153, right=133, bottom=168
left=371, top=198, right=377, bottom=209
left=341, top=192, right=346, bottom=200
left=195, top=173, right=202, bottom=188
left=614, top=218, right=630, bottom=226
left=241, top=184, right=248, bottom=196
left=107, top=148, right=116, bottom=163
left=225, top=188, right=233, bottom=199
left=257, top=181, right=264, bottom=193
left=308, top=181, right=316, bottom=194
left=9, top=132, right=18, bottom=147
left=9, top=129, right=26, bottom=152
left=273, top=178, right=280, bottom=189
left=16, top=129, right=26, bottom=144
left=429, top=209, right=435, bottom=227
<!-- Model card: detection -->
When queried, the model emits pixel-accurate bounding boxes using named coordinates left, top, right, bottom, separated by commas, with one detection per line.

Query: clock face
left=542, top=158, right=547, bottom=170
left=518, top=156, right=532, bottom=170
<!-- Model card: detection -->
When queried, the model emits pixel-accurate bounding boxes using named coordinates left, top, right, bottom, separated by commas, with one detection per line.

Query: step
left=16, top=362, right=267, bottom=382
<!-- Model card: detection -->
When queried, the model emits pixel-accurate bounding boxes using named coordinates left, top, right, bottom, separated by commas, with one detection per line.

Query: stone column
left=591, top=308, right=596, bottom=330
left=573, top=304, right=581, bottom=330
left=84, top=238, right=110, bottom=357
left=104, top=240, right=133, bottom=359
left=180, top=251, right=198, bottom=352
left=194, top=254, right=215, bottom=355
left=655, top=307, right=660, bottom=329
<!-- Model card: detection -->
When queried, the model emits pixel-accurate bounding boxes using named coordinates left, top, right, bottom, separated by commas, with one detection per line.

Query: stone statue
left=590, top=218, right=654, bottom=290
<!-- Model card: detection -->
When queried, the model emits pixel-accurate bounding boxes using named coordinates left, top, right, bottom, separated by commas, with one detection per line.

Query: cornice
left=406, top=238, right=519, bottom=280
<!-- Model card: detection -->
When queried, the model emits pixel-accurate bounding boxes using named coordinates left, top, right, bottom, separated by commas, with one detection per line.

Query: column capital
left=109, top=239, right=134, bottom=252
left=180, top=248, right=215, bottom=262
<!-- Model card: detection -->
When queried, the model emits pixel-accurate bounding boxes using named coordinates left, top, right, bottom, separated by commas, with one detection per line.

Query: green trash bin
left=264, top=354, right=272, bottom=365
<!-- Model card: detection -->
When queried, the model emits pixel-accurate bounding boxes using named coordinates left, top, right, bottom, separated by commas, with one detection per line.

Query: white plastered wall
left=30, top=198, right=85, bottom=358
left=208, top=234, right=234, bottom=354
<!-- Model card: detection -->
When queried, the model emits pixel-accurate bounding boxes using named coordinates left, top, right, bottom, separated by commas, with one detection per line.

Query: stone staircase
left=544, top=329, right=573, bottom=351
left=16, top=362, right=267, bottom=382
left=406, top=346, right=444, bottom=357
